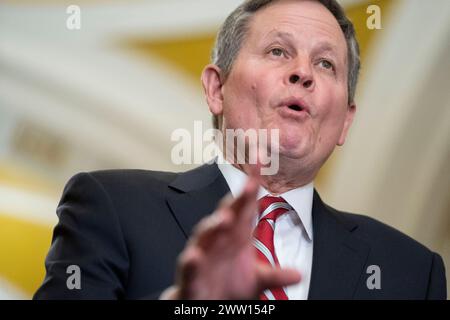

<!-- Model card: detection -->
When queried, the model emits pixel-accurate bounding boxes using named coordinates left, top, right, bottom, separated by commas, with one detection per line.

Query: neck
left=232, top=157, right=316, bottom=195
left=217, top=137, right=318, bottom=194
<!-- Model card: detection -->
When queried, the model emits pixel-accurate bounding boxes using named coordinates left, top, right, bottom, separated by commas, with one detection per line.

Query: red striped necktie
left=253, top=195, right=292, bottom=300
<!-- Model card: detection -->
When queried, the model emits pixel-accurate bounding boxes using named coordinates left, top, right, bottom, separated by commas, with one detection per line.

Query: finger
left=176, top=246, right=203, bottom=291
left=248, top=158, right=262, bottom=182
left=191, top=175, right=258, bottom=251
left=191, top=207, right=234, bottom=250
left=225, top=181, right=257, bottom=246
left=231, top=175, right=259, bottom=226
left=256, top=263, right=301, bottom=293
left=190, top=193, right=234, bottom=241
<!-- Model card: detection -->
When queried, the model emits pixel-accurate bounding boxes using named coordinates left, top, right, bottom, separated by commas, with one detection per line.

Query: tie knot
left=257, top=196, right=291, bottom=222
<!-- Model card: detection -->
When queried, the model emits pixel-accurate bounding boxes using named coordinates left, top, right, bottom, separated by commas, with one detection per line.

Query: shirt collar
left=217, top=160, right=314, bottom=241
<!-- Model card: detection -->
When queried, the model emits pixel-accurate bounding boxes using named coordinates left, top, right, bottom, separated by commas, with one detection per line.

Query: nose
left=288, top=59, right=314, bottom=90
left=289, top=75, right=313, bottom=89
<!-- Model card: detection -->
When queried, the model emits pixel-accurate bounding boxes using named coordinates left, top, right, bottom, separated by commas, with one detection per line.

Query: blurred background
left=0, top=0, right=449, bottom=299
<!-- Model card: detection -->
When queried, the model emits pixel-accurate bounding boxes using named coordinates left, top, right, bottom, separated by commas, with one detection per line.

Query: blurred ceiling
left=0, top=0, right=449, bottom=298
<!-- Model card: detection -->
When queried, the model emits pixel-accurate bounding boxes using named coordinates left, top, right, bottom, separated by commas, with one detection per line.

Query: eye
left=319, top=59, right=334, bottom=70
left=269, top=47, right=285, bottom=57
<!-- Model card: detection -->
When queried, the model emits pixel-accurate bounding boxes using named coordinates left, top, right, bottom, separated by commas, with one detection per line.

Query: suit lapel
left=166, top=164, right=370, bottom=299
left=308, top=191, right=371, bottom=299
left=166, top=163, right=230, bottom=238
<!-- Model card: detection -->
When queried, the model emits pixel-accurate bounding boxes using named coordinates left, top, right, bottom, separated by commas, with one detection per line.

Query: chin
left=278, top=147, right=309, bottom=160
left=277, top=136, right=312, bottom=160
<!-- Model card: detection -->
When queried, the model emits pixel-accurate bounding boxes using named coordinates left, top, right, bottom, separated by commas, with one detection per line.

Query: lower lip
left=278, top=106, right=310, bottom=120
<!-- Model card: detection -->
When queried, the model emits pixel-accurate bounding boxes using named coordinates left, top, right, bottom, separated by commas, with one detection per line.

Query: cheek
left=222, top=58, right=280, bottom=129
left=222, top=75, right=259, bottom=128
left=316, top=87, right=348, bottom=138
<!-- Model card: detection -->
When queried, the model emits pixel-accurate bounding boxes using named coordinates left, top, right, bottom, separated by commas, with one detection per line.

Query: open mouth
left=287, top=104, right=304, bottom=112
left=278, top=97, right=311, bottom=118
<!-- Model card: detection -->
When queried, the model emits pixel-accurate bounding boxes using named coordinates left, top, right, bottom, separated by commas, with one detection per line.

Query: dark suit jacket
left=34, top=163, right=447, bottom=299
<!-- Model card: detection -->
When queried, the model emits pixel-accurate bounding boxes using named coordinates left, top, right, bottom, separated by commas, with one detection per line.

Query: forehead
left=246, top=0, right=346, bottom=51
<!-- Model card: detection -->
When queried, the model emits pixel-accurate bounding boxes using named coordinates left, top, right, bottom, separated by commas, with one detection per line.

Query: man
left=34, top=0, right=446, bottom=300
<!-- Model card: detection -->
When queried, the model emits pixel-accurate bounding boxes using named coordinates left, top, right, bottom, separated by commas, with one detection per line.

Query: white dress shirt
left=217, top=161, right=314, bottom=300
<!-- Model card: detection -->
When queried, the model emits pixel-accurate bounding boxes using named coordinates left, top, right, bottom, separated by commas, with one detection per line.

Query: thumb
left=256, top=263, right=301, bottom=293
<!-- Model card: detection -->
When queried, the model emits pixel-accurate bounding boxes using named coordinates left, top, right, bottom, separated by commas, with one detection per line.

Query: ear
left=201, top=64, right=224, bottom=117
left=337, top=102, right=356, bottom=146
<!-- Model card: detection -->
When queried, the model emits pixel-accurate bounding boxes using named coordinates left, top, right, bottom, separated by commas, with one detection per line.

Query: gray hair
left=211, top=0, right=360, bottom=129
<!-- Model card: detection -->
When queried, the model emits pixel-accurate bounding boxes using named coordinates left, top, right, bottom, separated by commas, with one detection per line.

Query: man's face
left=216, top=0, right=356, bottom=171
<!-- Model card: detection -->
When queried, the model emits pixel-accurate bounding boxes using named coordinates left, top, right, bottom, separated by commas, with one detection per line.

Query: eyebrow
left=264, top=31, right=340, bottom=55
left=264, top=30, right=295, bottom=42
left=311, top=42, right=339, bottom=57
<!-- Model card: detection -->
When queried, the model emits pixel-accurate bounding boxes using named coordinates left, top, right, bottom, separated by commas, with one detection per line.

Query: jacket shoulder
left=334, top=208, right=433, bottom=256
left=328, top=207, right=446, bottom=299
left=89, top=168, right=179, bottom=186
left=67, top=169, right=180, bottom=197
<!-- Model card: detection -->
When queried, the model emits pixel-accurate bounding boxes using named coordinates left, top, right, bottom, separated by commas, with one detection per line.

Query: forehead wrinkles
left=246, top=2, right=346, bottom=47
left=275, top=11, right=340, bottom=33
left=241, top=10, right=348, bottom=69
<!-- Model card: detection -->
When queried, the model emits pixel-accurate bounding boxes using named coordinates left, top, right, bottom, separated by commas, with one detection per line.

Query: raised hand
left=161, top=168, right=301, bottom=300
